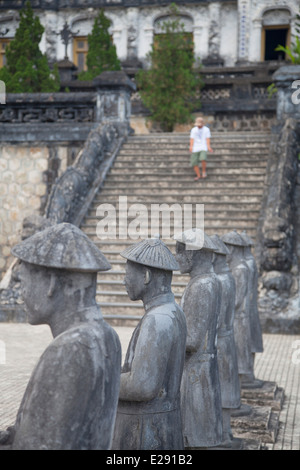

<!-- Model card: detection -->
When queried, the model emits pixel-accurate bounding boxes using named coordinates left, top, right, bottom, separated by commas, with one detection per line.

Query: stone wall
left=0, top=72, right=135, bottom=280
left=0, top=144, right=70, bottom=276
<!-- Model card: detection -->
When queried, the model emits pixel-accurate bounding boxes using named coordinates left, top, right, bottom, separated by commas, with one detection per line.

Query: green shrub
left=78, top=9, right=121, bottom=81
left=137, top=4, right=202, bottom=132
left=0, top=1, right=60, bottom=92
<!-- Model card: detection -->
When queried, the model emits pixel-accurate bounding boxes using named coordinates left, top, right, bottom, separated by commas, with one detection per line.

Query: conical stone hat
left=120, top=235, right=179, bottom=271
left=221, top=230, right=248, bottom=247
left=174, top=228, right=217, bottom=251
left=240, top=230, right=254, bottom=246
left=210, top=234, right=230, bottom=255
left=11, top=222, right=111, bottom=272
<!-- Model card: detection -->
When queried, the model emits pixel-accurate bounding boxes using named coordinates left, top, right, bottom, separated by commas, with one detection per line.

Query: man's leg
left=200, top=152, right=207, bottom=178
left=191, top=152, right=201, bottom=180
left=193, top=165, right=201, bottom=180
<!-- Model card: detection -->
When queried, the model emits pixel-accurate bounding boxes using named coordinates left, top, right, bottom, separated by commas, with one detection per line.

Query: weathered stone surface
left=1, top=223, right=121, bottom=450
left=231, top=405, right=280, bottom=444
left=112, top=237, right=187, bottom=450
left=241, top=381, right=285, bottom=412
left=45, top=121, right=129, bottom=226
left=211, top=234, right=241, bottom=447
left=222, top=231, right=252, bottom=377
left=175, top=229, right=223, bottom=448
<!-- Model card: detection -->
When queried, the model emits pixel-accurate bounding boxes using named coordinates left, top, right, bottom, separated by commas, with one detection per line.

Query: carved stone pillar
left=202, top=2, right=224, bottom=66
left=93, top=71, right=136, bottom=126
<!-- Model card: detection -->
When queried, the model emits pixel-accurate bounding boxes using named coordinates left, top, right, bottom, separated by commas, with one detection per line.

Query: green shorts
left=190, top=151, right=207, bottom=166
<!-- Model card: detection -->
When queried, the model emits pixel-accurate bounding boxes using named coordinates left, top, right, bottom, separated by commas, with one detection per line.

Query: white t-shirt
left=190, top=125, right=211, bottom=152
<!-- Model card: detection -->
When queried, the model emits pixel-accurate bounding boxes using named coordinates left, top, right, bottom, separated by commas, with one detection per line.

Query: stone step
left=97, top=269, right=191, bottom=284
left=126, top=133, right=271, bottom=142
left=83, top=228, right=258, bottom=246
left=85, top=212, right=260, bottom=222
left=117, top=156, right=268, bottom=164
left=113, top=161, right=268, bottom=169
left=107, top=167, right=267, bottom=176
left=95, top=187, right=264, bottom=196
left=97, top=278, right=187, bottom=294
left=106, top=174, right=266, bottom=182
left=90, top=194, right=262, bottom=204
left=96, top=289, right=183, bottom=304
left=85, top=220, right=259, bottom=234
left=121, top=144, right=270, bottom=151
left=99, top=185, right=263, bottom=194
left=119, top=147, right=270, bottom=154
left=102, top=181, right=264, bottom=190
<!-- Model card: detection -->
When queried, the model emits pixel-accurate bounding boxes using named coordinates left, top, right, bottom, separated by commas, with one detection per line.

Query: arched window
left=261, top=8, right=291, bottom=61
left=153, top=14, right=194, bottom=56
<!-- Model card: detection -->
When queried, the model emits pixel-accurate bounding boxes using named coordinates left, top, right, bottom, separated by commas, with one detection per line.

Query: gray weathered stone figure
left=2, top=223, right=121, bottom=450
left=240, top=231, right=264, bottom=386
left=112, top=236, right=187, bottom=450
left=211, top=234, right=241, bottom=447
left=221, top=231, right=253, bottom=380
left=174, top=228, right=223, bottom=449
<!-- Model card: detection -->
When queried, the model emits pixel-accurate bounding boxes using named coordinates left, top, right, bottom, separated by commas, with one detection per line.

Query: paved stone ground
left=0, top=323, right=299, bottom=450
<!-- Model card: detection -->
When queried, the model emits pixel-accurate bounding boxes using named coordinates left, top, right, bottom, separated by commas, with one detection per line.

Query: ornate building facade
left=0, top=0, right=298, bottom=72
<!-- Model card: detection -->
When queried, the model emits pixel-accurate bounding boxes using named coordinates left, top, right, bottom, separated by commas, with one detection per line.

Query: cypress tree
left=137, top=4, right=202, bottom=132
left=78, top=9, right=121, bottom=81
left=0, top=1, right=60, bottom=92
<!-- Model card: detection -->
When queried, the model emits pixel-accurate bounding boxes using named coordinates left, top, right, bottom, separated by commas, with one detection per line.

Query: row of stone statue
left=0, top=223, right=263, bottom=450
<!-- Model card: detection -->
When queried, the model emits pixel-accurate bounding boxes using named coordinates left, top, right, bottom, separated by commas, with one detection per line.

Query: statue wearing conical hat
left=221, top=231, right=253, bottom=379
left=1, top=223, right=121, bottom=450
left=111, top=235, right=187, bottom=450
left=174, top=228, right=223, bottom=449
left=239, top=231, right=264, bottom=387
left=211, top=234, right=241, bottom=447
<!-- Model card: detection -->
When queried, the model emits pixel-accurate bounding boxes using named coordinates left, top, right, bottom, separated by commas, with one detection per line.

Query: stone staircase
left=80, top=131, right=270, bottom=325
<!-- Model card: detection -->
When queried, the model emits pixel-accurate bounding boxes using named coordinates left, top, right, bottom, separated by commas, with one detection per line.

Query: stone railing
left=131, top=63, right=278, bottom=116
left=45, top=120, right=129, bottom=227
left=0, top=71, right=136, bottom=143
left=0, top=93, right=96, bottom=124
left=256, top=65, right=300, bottom=333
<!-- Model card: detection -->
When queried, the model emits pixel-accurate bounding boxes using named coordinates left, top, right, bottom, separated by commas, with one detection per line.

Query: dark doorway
left=264, top=28, right=289, bottom=61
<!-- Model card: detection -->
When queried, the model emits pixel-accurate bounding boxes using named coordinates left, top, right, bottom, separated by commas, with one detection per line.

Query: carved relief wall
left=0, top=0, right=299, bottom=66
left=0, top=1, right=298, bottom=67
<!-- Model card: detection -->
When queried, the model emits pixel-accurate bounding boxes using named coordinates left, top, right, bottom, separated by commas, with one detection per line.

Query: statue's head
left=221, top=230, right=248, bottom=262
left=120, top=235, right=178, bottom=301
left=210, top=234, right=229, bottom=267
left=174, top=228, right=216, bottom=274
left=12, top=222, right=111, bottom=324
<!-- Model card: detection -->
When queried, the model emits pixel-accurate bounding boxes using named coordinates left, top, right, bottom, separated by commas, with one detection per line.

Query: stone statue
left=174, top=229, right=223, bottom=449
left=1, top=223, right=121, bottom=450
left=211, top=234, right=241, bottom=447
left=240, top=231, right=264, bottom=387
left=112, top=236, right=187, bottom=450
left=221, top=231, right=253, bottom=381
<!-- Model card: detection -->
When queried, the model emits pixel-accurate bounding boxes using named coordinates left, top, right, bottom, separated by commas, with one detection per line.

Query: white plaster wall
left=249, top=0, right=299, bottom=63
left=2, top=2, right=299, bottom=73
left=220, top=4, right=239, bottom=66
left=191, top=5, right=210, bottom=64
